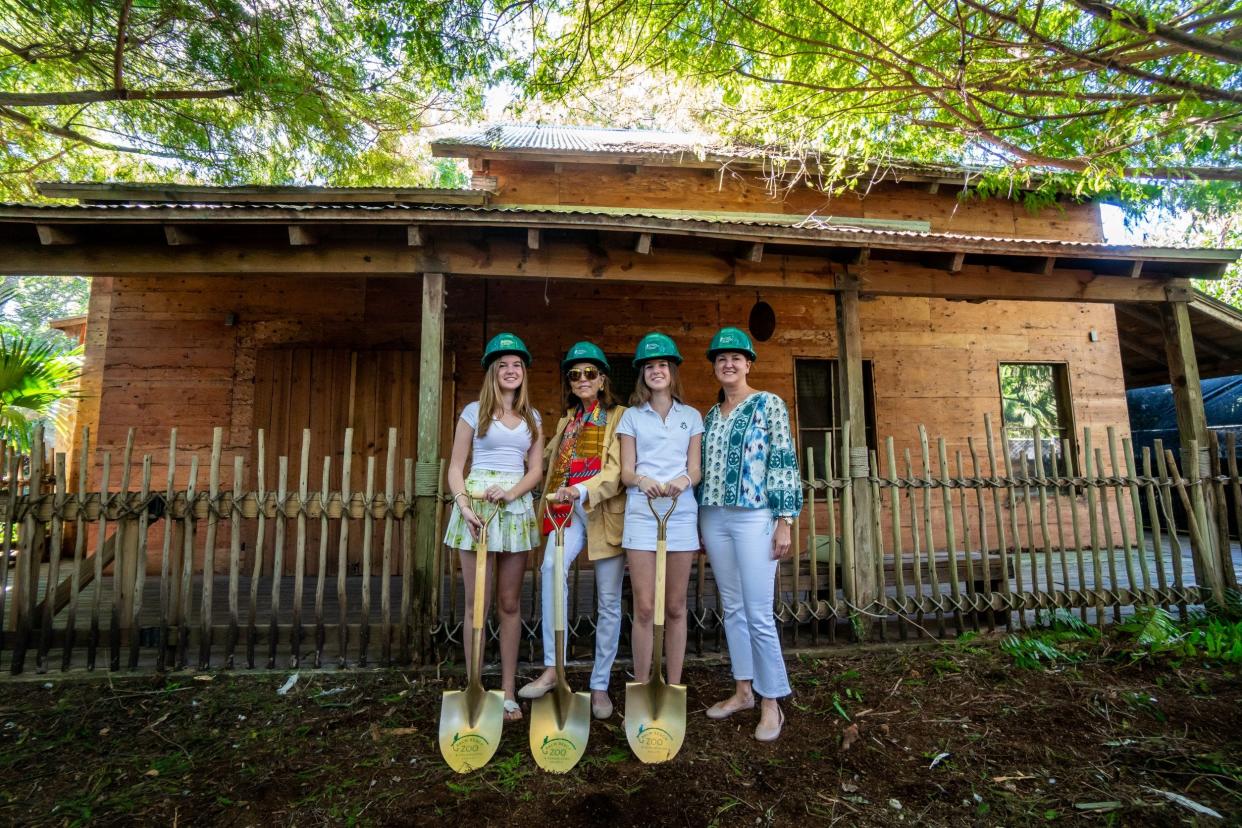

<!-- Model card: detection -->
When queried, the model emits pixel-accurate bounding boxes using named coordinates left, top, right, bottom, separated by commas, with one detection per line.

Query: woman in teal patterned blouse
left=698, top=326, right=802, bottom=742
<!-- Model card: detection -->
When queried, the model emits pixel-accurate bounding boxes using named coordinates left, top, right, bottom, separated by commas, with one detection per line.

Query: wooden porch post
left=412, top=273, right=446, bottom=661
left=1159, top=297, right=1227, bottom=603
left=835, top=287, right=879, bottom=637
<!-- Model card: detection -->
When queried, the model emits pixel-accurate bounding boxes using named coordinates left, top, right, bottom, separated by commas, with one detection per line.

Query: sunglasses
left=566, top=368, right=601, bottom=382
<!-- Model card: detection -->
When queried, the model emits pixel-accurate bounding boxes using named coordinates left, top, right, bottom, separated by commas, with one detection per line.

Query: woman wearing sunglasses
left=698, top=327, right=802, bottom=741
left=443, top=332, right=544, bottom=722
left=519, top=342, right=628, bottom=719
left=617, top=332, right=703, bottom=692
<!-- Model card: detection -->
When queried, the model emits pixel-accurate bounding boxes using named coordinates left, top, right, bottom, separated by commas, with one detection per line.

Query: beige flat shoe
left=591, top=694, right=614, bottom=720
left=754, top=706, right=785, bottom=742
left=706, top=696, right=755, bottom=720
left=518, top=674, right=556, bottom=700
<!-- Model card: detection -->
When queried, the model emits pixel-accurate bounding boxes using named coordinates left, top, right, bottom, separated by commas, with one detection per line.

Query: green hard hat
left=707, top=326, right=757, bottom=362
left=632, top=332, right=683, bottom=367
left=481, top=332, right=532, bottom=368
left=561, top=341, right=610, bottom=374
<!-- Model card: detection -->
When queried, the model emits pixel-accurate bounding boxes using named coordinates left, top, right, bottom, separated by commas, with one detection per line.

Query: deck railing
left=1, top=417, right=1238, bottom=675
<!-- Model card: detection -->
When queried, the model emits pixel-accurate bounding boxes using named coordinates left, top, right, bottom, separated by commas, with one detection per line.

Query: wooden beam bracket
left=35, top=224, right=77, bottom=246
left=288, top=225, right=318, bottom=246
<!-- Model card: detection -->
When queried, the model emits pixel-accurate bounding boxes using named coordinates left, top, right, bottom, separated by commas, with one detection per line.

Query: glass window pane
left=1000, top=363, right=1062, bottom=434
left=795, top=360, right=833, bottom=429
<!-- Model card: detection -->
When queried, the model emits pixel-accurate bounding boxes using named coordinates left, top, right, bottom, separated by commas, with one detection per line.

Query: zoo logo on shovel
left=450, top=731, right=490, bottom=758
left=536, top=735, right=579, bottom=770
left=635, top=724, right=674, bottom=756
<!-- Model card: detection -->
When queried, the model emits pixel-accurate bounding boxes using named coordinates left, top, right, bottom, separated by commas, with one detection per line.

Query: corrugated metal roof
left=431, top=124, right=998, bottom=180
left=433, top=124, right=733, bottom=157
left=0, top=200, right=1237, bottom=263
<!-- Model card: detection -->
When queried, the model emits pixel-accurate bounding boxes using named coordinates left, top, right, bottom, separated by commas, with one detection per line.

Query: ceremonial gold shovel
left=529, top=493, right=592, bottom=773
left=624, top=493, right=687, bottom=763
left=438, top=492, right=506, bottom=773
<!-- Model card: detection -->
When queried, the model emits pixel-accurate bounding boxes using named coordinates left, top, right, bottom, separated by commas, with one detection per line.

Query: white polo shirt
left=616, top=400, right=704, bottom=491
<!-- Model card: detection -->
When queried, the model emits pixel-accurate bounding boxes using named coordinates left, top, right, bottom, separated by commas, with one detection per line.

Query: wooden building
left=0, top=125, right=1238, bottom=669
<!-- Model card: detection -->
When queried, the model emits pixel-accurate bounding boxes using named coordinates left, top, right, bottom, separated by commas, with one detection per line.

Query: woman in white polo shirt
left=616, top=332, right=703, bottom=689
left=443, top=332, right=544, bottom=722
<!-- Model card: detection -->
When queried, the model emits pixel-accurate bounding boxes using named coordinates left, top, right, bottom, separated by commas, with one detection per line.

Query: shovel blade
left=529, top=689, right=592, bottom=773
left=624, top=680, right=687, bottom=764
left=438, top=687, right=506, bottom=773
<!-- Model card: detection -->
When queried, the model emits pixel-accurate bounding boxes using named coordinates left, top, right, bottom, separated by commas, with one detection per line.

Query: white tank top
left=461, top=401, right=541, bottom=475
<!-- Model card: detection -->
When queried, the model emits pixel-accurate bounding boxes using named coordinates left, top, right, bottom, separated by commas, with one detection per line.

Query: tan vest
left=543, top=405, right=627, bottom=560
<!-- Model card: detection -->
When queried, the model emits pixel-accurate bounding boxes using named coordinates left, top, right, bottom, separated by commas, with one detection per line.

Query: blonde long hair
left=477, top=358, right=539, bottom=438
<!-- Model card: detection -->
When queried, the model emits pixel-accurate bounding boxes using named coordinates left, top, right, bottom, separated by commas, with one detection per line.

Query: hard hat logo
left=632, top=332, right=683, bottom=367
left=707, top=326, right=758, bottom=362
left=482, top=332, right=532, bottom=368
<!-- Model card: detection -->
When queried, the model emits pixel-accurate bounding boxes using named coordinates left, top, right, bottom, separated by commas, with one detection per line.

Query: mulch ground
left=1, top=634, right=1240, bottom=827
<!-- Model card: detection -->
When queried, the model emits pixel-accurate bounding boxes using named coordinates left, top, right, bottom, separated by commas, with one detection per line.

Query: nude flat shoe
left=706, top=696, right=756, bottom=720
left=517, top=674, right=557, bottom=699
left=754, top=706, right=785, bottom=742
left=591, top=694, right=614, bottom=720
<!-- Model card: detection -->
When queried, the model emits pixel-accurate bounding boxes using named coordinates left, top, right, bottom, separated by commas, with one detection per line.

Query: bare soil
left=1, top=634, right=1239, bottom=827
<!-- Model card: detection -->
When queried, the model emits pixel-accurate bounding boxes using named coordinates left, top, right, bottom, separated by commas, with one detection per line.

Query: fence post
left=835, top=286, right=878, bottom=637
left=412, top=272, right=446, bottom=661
left=1159, top=295, right=1227, bottom=603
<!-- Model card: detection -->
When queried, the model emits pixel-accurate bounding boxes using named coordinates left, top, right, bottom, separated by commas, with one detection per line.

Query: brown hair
left=476, top=358, right=539, bottom=439
left=630, top=361, right=685, bottom=406
left=562, top=368, right=617, bottom=411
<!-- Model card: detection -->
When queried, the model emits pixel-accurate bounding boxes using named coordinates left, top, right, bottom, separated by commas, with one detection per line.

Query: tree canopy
left=0, top=0, right=497, bottom=199
left=524, top=0, right=1242, bottom=213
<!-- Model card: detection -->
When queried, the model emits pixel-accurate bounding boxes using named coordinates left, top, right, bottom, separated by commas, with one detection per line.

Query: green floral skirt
left=442, top=469, right=540, bottom=553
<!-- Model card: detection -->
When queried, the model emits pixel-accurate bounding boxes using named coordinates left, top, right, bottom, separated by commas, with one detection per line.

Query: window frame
left=996, top=360, right=1078, bottom=479
left=791, top=355, right=877, bottom=480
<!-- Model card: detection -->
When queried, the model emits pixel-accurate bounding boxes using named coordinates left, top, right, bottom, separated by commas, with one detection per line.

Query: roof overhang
left=0, top=200, right=1235, bottom=304
left=1117, top=292, right=1242, bottom=387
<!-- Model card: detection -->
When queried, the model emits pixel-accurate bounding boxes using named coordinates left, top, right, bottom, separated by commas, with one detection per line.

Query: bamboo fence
left=1, top=417, right=1238, bottom=675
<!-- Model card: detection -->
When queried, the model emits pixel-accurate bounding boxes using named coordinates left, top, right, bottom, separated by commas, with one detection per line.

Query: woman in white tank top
left=443, top=333, right=544, bottom=721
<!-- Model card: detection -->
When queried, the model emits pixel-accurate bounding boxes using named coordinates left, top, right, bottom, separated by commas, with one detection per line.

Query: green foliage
left=1001, top=634, right=1082, bottom=670
left=1118, top=606, right=1179, bottom=649
left=0, top=276, right=89, bottom=343
left=1119, top=606, right=1242, bottom=664
left=525, top=0, right=1242, bottom=212
left=0, top=324, right=82, bottom=451
left=1001, top=610, right=1098, bottom=669
left=0, top=0, right=498, bottom=198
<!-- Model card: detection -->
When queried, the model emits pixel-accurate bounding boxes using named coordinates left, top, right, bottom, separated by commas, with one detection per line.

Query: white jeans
left=700, top=506, right=791, bottom=699
left=540, top=500, right=625, bottom=691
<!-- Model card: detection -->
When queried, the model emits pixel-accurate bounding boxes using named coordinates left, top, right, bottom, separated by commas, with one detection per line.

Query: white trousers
left=700, top=506, right=791, bottom=699
left=540, top=500, right=625, bottom=691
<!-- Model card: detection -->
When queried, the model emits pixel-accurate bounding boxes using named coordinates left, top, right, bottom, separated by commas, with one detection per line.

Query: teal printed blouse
left=699, top=392, right=803, bottom=517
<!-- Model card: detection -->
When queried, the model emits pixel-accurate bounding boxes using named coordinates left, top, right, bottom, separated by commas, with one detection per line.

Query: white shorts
left=622, top=491, right=701, bottom=552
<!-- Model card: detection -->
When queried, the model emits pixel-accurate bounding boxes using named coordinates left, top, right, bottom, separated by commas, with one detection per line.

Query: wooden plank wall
left=482, top=160, right=1106, bottom=242
left=79, top=272, right=1128, bottom=571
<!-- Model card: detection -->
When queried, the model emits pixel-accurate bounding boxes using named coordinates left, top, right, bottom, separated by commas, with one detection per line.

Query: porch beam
left=834, top=287, right=878, bottom=637
left=0, top=238, right=1192, bottom=303
left=412, top=272, right=446, bottom=663
left=1159, top=298, right=1227, bottom=602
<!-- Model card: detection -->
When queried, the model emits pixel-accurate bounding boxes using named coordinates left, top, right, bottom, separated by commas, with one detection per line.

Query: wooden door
left=251, top=348, right=420, bottom=575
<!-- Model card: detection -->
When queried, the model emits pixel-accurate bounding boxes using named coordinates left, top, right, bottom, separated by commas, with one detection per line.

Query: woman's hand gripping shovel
left=438, top=491, right=506, bottom=773
left=625, top=491, right=687, bottom=763
left=529, top=493, right=592, bottom=773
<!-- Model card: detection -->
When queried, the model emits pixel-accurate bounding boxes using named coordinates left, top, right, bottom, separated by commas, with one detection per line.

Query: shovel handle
left=645, top=493, right=677, bottom=631
left=544, top=492, right=573, bottom=635
left=466, top=490, right=502, bottom=636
